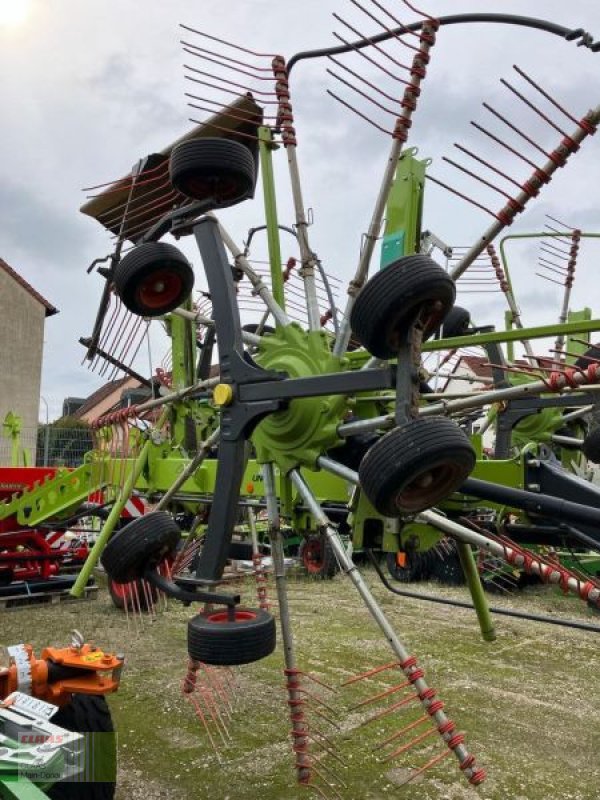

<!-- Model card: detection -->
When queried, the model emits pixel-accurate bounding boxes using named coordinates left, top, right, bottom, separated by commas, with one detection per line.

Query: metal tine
left=482, top=101, right=550, bottom=159
left=347, top=0, right=419, bottom=56
left=332, top=12, right=411, bottom=76
left=183, top=49, right=275, bottom=85
left=358, top=688, right=420, bottom=727
left=186, top=96, right=278, bottom=123
left=540, top=243, right=571, bottom=259
left=469, top=120, right=539, bottom=169
left=310, top=744, right=348, bottom=784
left=500, top=77, right=573, bottom=138
left=327, top=66, right=402, bottom=118
left=375, top=713, right=429, bottom=750
left=179, top=23, right=280, bottom=59
left=92, top=164, right=171, bottom=221
left=308, top=763, right=345, bottom=800
left=332, top=30, right=406, bottom=85
left=182, top=661, right=222, bottom=759
left=98, top=177, right=177, bottom=230
left=83, top=157, right=167, bottom=194
left=341, top=661, right=401, bottom=686
left=547, top=213, right=578, bottom=231
left=545, top=223, right=576, bottom=242
left=425, top=174, right=498, bottom=219
left=512, top=65, right=584, bottom=128
left=184, top=63, right=278, bottom=99
left=349, top=678, right=412, bottom=710
left=453, top=143, right=523, bottom=191
left=397, top=748, right=452, bottom=786
left=196, top=672, right=231, bottom=743
left=537, top=262, right=569, bottom=278
left=384, top=726, right=437, bottom=761
left=327, top=56, right=402, bottom=107
left=538, top=256, right=568, bottom=272
left=181, top=39, right=274, bottom=72
left=441, top=157, right=521, bottom=204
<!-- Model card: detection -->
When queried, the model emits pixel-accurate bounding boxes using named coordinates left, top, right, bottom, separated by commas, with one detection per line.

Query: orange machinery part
left=0, top=643, right=123, bottom=707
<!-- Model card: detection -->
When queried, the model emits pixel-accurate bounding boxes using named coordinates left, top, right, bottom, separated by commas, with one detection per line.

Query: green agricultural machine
left=4, top=5, right=600, bottom=797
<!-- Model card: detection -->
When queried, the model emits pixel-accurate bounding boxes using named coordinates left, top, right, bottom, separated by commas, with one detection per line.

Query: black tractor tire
left=299, top=534, right=339, bottom=579
left=101, top=511, right=181, bottom=583
left=187, top=607, right=276, bottom=665
left=430, top=541, right=465, bottom=586
left=107, top=577, right=158, bottom=611
left=575, top=344, right=600, bottom=370
left=228, top=540, right=255, bottom=560
left=114, top=241, right=194, bottom=317
left=583, top=427, right=600, bottom=463
left=441, top=305, right=471, bottom=338
left=350, top=254, right=456, bottom=359
left=359, top=417, right=476, bottom=516
left=169, top=138, right=256, bottom=208
left=385, top=550, right=434, bottom=583
left=48, top=695, right=116, bottom=800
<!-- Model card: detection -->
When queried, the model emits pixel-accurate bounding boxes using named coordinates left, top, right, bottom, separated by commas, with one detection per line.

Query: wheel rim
left=110, top=579, right=129, bottom=600
left=303, top=538, right=324, bottom=574
left=395, top=460, right=467, bottom=512
left=183, top=175, right=244, bottom=204
left=204, top=609, right=257, bottom=624
left=136, top=269, right=183, bottom=310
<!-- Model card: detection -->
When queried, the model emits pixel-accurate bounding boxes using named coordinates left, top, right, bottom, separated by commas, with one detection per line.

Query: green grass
left=2, top=570, right=599, bottom=800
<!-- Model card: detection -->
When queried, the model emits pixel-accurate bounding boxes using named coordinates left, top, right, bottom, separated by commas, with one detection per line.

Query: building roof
left=72, top=376, right=132, bottom=419
left=0, top=258, right=58, bottom=317
left=460, top=355, right=493, bottom=379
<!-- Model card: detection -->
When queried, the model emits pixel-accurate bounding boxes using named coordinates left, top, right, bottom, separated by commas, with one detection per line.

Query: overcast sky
left=1, top=0, right=599, bottom=420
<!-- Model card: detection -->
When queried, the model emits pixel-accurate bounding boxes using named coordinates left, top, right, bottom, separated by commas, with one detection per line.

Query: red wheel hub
left=205, top=609, right=257, bottom=624
left=303, top=538, right=324, bottom=574
left=136, top=269, right=183, bottom=310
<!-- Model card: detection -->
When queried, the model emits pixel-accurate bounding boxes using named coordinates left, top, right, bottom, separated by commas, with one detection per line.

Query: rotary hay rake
left=48, top=3, right=600, bottom=795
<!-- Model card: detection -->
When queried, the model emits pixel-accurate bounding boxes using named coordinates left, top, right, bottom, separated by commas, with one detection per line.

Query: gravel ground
left=2, top=567, right=599, bottom=800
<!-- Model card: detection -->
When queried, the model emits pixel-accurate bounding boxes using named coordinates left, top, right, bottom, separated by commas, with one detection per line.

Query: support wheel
left=108, top=577, right=158, bottom=611
left=299, top=534, right=339, bottom=579
left=385, top=550, right=433, bottom=583
left=48, top=695, right=116, bottom=799
left=114, top=241, right=194, bottom=317
left=582, top=428, right=600, bottom=463
left=350, top=254, right=456, bottom=359
left=170, top=138, right=256, bottom=208
left=101, top=511, right=181, bottom=583
left=359, top=417, right=476, bottom=515
left=441, top=305, right=471, bottom=338
left=187, top=607, right=276, bottom=665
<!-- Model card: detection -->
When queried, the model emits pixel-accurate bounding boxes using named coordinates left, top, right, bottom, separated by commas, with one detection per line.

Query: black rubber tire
left=430, top=542, right=465, bottom=586
left=47, top=695, right=116, bottom=800
left=575, top=344, right=600, bottom=370
left=108, top=577, right=158, bottom=611
left=359, top=418, right=476, bottom=516
left=386, top=550, right=433, bottom=583
left=169, top=138, right=256, bottom=208
left=350, top=254, right=456, bottom=359
left=101, top=511, right=181, bottom=583
left=328, top=431, right=379, bottom=472
left=114, top=241, right=194, bottom=317
left=187, top=607, right=276, bottom=665
left=299, top=534, right=339, bottom=579
left=242, top=323, right=275, bottom=336
left=228, top=540, right=255, bottom=560
left=441, top=305, right=471, bottom=338
left=583, top=427, right=600, bottom=463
